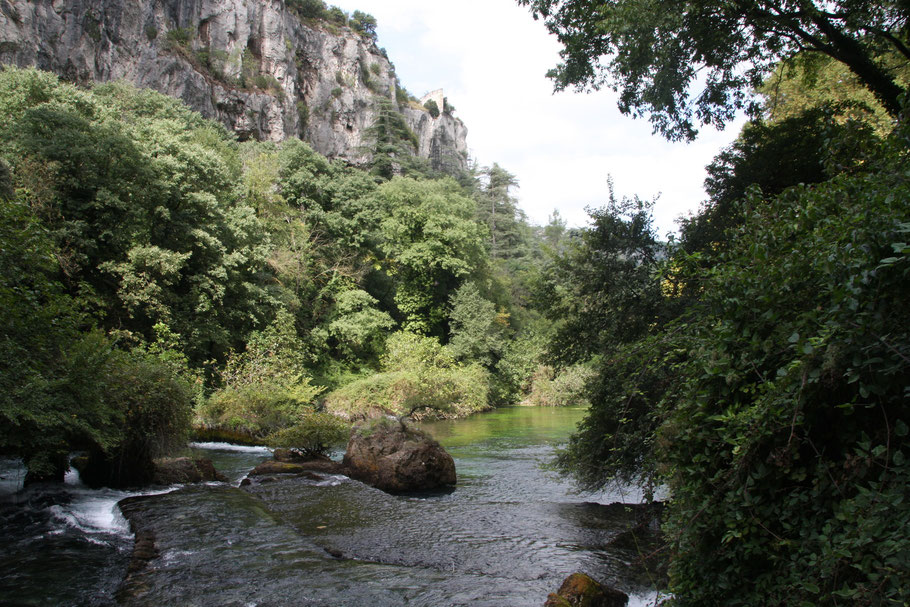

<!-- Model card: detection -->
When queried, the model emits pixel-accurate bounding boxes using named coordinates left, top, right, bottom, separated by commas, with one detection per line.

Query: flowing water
left=0, top=407, right=663, bottom=606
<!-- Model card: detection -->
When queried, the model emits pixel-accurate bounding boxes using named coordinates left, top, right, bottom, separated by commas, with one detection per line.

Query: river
left=0, top=407, right=662, bottom=606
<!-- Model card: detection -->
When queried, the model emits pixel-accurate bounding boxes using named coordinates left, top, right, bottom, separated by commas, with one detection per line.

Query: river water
left=0, top=407, right=663, bottom=606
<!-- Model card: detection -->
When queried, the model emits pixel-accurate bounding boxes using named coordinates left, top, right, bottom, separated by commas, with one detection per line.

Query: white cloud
left=330, top=0, right=746, bottom=235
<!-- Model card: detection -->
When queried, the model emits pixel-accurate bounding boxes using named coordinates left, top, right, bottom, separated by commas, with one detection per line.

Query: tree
left=476, top=163, right=527, bottom=259
left=545, top=185, right=665, bottom=366
left=372, top=178, right=487, bottom=336
left=517, top=0, right=910, bottom=140
left=680, top=105, right=878, bottom=255
left=447, top=282, right=506, bottom=367
left=350, top=11, right=378, bottom=40
left=0, top=70, right=275, bottom=366
left=363, top=98, right=425, bottom=180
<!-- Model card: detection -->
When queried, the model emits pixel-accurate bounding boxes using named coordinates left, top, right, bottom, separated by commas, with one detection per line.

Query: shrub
left=324, top=332, right=490, bottom=420
left=165, top=27, right=193, bottom=49
left=331, top=86, right=343, bottom=98
left=287, top=0, right=327, bottom=19
left=326, top=6, right=347, bottom=25
left=196, top=311, right=323, bottom=439
left=79, top=346, right=195, bottom=487
left=524, top=364, right=595, bottom=407
left=423, top=99, right=440, bottom=118
left=198, top=380, right=322, bottom=438
left=265, top=412, right=350, bottom=458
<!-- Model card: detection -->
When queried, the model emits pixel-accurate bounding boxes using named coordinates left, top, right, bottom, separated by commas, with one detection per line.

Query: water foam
left=189, top=442, right=272, bottom=455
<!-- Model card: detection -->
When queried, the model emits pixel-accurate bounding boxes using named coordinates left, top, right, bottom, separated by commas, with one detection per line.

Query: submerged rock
left=152, top=457, right=227, bottom=485
left=543, top=573, right=628, bottom=607
left=342, top=417, right=456, bottom=493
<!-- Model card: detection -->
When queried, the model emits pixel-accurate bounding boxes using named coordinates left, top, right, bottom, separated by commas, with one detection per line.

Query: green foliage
left=476, top=163, right=527, bottom=260
left=265, top=411, right=350, bottom=458
left=447, top=282, right=506, bottom=367
left=372, top=177, right=487, bottom=335
left=544, top=184, right=666, bottom=366
left=659, top=130, right=910, bottom=605
left=518, top=0, right=910, bottom=139
left=423, top=98, right=440, bottom=118
left=324, top=332, right=490, bottom=420
left=82, top=345, right=195, bottom=487
left=164, top=27, right=193, bottom=50
left=760, top=51, right=909, bottom=135
left=524, top=364, right=594, bottom=408
left=326, top=7, right=347, bottom=25
left=350, top=11, right=378, bottom=40
left=493, top=325, right=549, bottom=402
left=287, top=0, right=328, bottom=19
left=0, top=69, right=274, bottom=367
left=326, top=289, right=395, bottom=365
left=197, top=311, right=323, bottom=438
left=680, top=106, right=878, bottom=256
left=555, top=105, right=910, bottom=603
left=0, top=67, right=552, bottom=487
left=362, top=98, right=425, bottom=179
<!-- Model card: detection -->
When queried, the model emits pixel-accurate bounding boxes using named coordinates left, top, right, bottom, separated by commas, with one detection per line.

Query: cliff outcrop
left=0, top=0, right=467, bottom=173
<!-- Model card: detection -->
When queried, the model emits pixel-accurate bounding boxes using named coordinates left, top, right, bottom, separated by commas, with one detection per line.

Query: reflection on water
left=0, top=407, right=663, bottom=606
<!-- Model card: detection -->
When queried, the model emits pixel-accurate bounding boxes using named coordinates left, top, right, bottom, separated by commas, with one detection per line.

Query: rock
left=272, top=448, right=308, bottom=463
left=342, top=417, right=456, bottom=493
left=543, top=573, right=628, bottom=607
left=247, top=458, right=345, bottom=477
left=152, top=457, right=227, bottom=485
left=0, top=0, right=467, bottom=173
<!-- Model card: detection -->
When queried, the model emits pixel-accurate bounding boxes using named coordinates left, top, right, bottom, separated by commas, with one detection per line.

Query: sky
left=330, top=0, right=747, bottom=236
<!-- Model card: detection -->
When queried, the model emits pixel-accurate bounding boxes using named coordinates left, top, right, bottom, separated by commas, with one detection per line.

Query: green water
left=421, top=405, right=589, bottom=448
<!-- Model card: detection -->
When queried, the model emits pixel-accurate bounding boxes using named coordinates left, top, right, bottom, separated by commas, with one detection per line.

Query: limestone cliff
left=0, top=0, right=468, bottom=173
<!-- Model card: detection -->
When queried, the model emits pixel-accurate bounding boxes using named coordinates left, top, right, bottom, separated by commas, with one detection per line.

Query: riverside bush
left=324, top=332, right=490, bottom=419
left=524, top=364, right=595, bottom=407
left=265, top=411, right=350, bottom=458
left=660, top=130, right=910, bottom=605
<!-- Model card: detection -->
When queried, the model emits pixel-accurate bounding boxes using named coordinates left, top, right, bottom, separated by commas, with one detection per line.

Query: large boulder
left=543, top=573, right=628, bottom=607
left=342, top=417, right=456, bottom=493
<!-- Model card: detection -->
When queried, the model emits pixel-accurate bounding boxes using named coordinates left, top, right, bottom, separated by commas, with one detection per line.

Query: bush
left=265, top=412, right=350, bottom=458
left=196, top=311, right=323, bottom=439
left=423, top=99, right=440, bottom=118
left=524, top=364, right=595, bottom=407
left=165, top=27, right=192, bottom=49
left=79, top=346, right=195, bottom=487
left=287, top=0, right=327, bottom=19
left=659, top=132, right=910, bottom=605
left=324, top=332, right=490, bottom=420
left=198, top=380, right=322, bottom=438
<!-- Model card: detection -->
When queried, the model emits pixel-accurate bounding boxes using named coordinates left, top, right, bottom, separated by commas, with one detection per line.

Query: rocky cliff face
left=0, top=0, right=468, bottom=173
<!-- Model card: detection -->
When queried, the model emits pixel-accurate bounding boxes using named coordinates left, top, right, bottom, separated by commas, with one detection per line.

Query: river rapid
left=0, top=407, right=662, bottom=606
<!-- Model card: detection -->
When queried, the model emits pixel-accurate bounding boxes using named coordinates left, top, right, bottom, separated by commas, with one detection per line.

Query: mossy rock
left=544, top=573, right=628, bottom=607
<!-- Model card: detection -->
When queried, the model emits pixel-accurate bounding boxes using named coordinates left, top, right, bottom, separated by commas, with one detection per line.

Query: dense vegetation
left=2, top=0, right=907, bottom=602
left=0, top=66, right=560, bottom=485
left=522, top=1, right=910, bottom=604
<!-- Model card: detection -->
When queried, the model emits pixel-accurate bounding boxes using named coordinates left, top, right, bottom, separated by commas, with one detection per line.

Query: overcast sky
left=330, top=0, right=747, bottom=236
